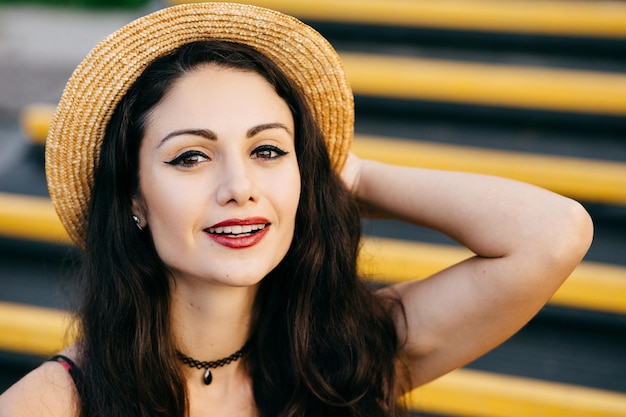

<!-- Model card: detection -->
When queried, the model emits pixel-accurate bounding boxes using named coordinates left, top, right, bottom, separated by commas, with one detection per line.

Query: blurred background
left=1, top=0, right=625, bottom=415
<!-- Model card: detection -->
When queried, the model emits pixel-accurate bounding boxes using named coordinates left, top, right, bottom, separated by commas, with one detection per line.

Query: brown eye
left=251, top=145, right=287, bottom=160
left=165, top=150, right=209, bottom=167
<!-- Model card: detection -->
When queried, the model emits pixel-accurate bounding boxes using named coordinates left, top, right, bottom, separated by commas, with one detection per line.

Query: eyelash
left=165, top=150, right=208, bottom=167
left=251, top=145, right=288, bottom=160
left=164, top=145, right=288, bottom=168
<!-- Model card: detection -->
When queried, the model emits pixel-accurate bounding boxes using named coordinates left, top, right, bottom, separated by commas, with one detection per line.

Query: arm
left=0, top=362, right=78, bottom=417
left=345, top=155, right=593, bottom=388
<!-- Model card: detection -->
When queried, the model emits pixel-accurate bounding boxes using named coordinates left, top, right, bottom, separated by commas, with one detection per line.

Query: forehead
left=143, top=66, right=294, bottom=139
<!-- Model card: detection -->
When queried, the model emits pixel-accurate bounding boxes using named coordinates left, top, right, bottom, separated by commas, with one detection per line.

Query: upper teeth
left=208, top=224, right=266, bottom=235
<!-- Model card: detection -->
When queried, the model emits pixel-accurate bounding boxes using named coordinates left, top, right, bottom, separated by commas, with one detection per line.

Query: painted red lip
left=208, top=217, right=270, bottom=229
left=204, top=217, right=270, bottom=249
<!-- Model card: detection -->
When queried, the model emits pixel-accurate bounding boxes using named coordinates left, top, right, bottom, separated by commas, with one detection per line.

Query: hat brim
left=45, top=2, right=354, bottom=248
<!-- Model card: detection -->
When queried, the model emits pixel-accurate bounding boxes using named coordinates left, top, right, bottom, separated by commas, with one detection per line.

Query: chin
left=200, top=265, right=274, bottom=288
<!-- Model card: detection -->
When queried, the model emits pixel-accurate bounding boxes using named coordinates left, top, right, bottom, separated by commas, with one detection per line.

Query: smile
left=207, top=224, right=267, bottom=236
left=204, top=218, right=271, bottom=249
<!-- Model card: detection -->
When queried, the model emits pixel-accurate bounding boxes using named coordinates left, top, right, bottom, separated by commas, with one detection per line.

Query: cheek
left=289, top=177, right=302, bottom=216
left=279, top=168, right=301, bottom=219
left=259, top=168, right=300, bottom=230
left=140, top=173, right=199, bottom=236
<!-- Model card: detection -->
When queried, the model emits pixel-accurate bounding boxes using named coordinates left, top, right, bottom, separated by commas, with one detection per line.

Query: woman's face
left=133, top=65, right=300, bottom=288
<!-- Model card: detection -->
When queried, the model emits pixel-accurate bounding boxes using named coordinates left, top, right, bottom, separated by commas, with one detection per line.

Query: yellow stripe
left=0, top=302, right=73, bottom=356
left=341, top=53, right=626, bottom=116
left=24, top=55, right=626, bottom=149
left=554, top=261, right=626, bottom=313
left=0, top=192, right=72, bottom=245
left=1, top=300, right=624, bottom=416
left=19, top=103, right=57, bottom=146
left=0, top=193, right=624, bottom=314
left=352, top=135, right=626, bottom=206
left=408, top=368, right=626, bottom=417
left=359, top=237, right=626, bottom=315
left=359, top=238, right=473, bottom=282
left=172, top=0, right=626, bottom=39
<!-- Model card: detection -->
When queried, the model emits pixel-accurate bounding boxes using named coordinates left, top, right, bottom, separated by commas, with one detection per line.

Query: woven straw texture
left=45, top=2, right=354, bottom=248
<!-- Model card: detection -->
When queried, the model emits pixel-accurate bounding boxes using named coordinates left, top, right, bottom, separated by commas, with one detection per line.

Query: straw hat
left=45, top=2, right=354, bottom=248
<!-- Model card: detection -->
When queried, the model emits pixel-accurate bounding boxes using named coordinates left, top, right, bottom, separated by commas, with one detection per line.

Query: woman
left=0, top=3, right=592, bottom=417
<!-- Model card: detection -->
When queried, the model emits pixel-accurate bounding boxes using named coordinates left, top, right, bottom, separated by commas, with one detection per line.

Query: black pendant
left=203, top=368, right=213, bottom=385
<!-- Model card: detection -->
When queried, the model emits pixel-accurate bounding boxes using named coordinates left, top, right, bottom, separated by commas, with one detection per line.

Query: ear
left=131, top=193, right=147, bottom=226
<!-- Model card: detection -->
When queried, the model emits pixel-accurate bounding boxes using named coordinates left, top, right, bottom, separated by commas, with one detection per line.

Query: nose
left=215, top=156, right=258, bottom=206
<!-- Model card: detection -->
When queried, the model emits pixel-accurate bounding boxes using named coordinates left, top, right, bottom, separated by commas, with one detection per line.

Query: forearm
left=354, top=159, right=591, bottom=259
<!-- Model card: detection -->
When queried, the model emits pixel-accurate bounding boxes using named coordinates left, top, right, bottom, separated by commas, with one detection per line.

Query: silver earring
left=132, top=215, right=144, bottom=231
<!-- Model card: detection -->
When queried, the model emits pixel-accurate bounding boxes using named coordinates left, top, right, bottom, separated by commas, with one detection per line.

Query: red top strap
left=48, top=355, right=82, bottom=386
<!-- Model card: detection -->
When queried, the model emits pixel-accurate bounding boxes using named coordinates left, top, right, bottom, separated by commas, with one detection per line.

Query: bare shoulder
left=0, top=360, right=78, bottom=417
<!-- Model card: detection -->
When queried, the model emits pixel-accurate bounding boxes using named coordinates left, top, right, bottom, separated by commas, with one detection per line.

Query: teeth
left=208, top=224, right=266, bottom=235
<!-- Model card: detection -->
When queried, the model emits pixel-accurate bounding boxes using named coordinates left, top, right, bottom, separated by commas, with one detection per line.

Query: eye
left=165, top=150, right=209, bottom=167
left=251, top=145, right=288, bottom=160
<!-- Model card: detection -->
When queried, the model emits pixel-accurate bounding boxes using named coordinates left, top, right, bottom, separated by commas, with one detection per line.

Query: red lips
left=205, top=217, right=270, bottom=249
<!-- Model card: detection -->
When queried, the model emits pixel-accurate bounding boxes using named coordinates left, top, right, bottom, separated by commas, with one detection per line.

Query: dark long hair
left=75, top=40, right=406, bottom=417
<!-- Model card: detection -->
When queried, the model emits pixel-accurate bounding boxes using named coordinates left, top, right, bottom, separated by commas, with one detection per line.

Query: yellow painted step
left=341, top=53, right=626, bottom=116
left=352, top=135, right=626, bottom=206
left=1, top=300, right=625, bottom=416
left=0, top=192, right=624, bottom=314
left=359, top=237, right=626, bottom=315
left=0, top=192, right=71, bottom=245
left=19, top=103, right=56, bottom=146
left=171, top=0, right=626, bottom=39
left=23, top=56, right=626, bottom=147
left=0, top=302, right=73, bottom=356
left=408, top=368, right=626, bottom=417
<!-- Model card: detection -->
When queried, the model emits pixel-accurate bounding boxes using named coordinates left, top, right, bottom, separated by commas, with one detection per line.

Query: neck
left=171, top=279, right=258, bottom=362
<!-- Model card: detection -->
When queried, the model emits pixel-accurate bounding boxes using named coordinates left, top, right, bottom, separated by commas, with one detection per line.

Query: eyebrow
left=157, top=123, right=293, bottom=147
left=158, top=129, right=216, bottom=147
left=247, top=123, right=293, bottom=138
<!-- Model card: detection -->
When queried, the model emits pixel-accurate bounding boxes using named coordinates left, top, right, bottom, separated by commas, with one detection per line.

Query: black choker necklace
left=176, top=342, right=250, bottom=385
